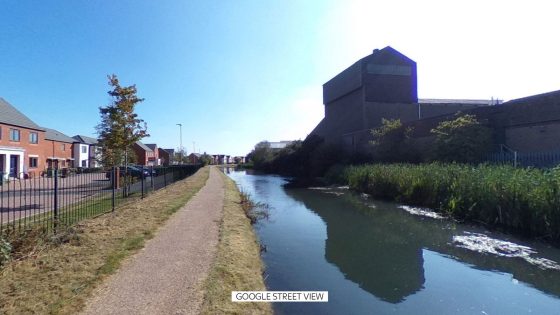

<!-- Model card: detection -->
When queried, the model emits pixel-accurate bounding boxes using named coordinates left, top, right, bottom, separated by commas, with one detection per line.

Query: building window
left=29, top=157, right=38, bottom=168
left=81, top=146, right=87, bottom=153
left=29, top=132, right=38, bottom=144
left=81, top=160, right=87, bottom=167
left=61, top=144, right=66, bottom=151
left=10, top=128, right=20, bottom=142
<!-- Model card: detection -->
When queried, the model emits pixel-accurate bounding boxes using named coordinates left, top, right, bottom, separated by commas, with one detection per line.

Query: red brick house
left=188, top=153, right=201, bottom=164
left=158, top=148, right=171, bottom=166
left=133, top=141, right=155, bottom=166
left=44, top=128, right=75, bottom=171
left=145, top=144, right=160, bottom=166
left=0, top=98, right=47, bottom=179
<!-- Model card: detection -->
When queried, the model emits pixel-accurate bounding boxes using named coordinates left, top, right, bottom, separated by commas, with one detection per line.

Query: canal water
left=226, top=169, right=560, bottom=315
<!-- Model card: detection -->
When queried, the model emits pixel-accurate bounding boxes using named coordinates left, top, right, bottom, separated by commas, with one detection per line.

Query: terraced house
left=0, top=98, right=47, bottom=179
left=0, top=98, right=103, bottom=179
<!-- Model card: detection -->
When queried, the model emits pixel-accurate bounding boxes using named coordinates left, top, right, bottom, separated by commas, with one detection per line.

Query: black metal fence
left=0, top=164, right=201, bottom=236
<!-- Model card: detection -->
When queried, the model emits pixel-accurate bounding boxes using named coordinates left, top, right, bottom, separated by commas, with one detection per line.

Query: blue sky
left=1, top=1, right=559, bottom=156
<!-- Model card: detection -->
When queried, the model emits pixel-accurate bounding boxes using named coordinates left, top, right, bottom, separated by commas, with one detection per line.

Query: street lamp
left=176, top=123, right=183, bottom=164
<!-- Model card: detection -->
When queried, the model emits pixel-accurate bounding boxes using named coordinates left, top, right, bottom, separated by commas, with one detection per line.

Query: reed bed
left=345, top=163, right=560, bottom=243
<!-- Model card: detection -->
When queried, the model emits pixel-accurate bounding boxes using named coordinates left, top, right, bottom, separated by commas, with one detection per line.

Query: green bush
left=345, top=163, right=560, bottom=243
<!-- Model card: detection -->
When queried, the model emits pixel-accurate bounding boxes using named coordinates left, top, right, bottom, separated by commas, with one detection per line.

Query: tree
left=200, top=153, right=212, bottom=166
left=430, top=113, right=492, bottom=163
left=96, top=74, right=148, bottom=166
left=174, top=148, right=189, bottom=164
left=370, top=118, right=415, bottom=162
left=248, top=141, right=273, bottom=169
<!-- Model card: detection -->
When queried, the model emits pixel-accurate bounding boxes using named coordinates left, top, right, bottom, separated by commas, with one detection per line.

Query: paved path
left=81, top=167, right=224, bottom=315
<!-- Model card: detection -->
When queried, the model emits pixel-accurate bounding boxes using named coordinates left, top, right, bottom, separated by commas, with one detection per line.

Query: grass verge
left=0, top=166, right=210, bottom=315
left=201, top=171, right=272, bottom=315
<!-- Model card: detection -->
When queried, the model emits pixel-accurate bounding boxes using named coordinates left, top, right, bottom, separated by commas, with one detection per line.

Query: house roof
left=189, top=153, right=202, bottom=157
left=0, top=98, right=45, bottom=131
left=72, top=135, right=98, bottom=145
left=145, top=143, right=157, bottom=151
left=163, top=148, right=175, bottom=155
left=135, top=141, right=153, bottom=152
left=44, top=128, right=75, bottom=143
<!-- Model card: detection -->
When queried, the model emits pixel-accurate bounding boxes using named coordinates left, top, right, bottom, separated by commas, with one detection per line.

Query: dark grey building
left=311, top=46, right=495, bottom=151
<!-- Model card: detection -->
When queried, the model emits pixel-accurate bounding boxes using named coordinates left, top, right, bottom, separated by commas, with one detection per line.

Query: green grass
left=0, top=167, right=210, bottom=315
left=344, top=163, right=560, bottom=243
left=201, top=172, right=272, bottom=315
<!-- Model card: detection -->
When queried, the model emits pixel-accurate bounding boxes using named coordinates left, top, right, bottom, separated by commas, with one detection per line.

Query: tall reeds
left=345, top=163, right=560, bottom=243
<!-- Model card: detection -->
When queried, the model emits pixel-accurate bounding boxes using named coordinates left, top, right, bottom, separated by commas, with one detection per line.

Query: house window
left=29, top=132, right=38, bottom=144
left=81, top=146, right=87, bottom=153
left=61, top=144, right=66, bottom=151
left=10, top=128, right=20, bottom=142
left=29, top=157, right=38, bottom=168
left=81, top=160, right=87, bottom=167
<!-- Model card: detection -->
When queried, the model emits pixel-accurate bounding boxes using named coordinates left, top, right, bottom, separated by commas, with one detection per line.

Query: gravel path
left=81, top=167, right=224, bottom=315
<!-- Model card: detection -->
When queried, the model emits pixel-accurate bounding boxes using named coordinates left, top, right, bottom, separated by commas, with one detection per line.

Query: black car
left=105, top=166, right=150, bottom=178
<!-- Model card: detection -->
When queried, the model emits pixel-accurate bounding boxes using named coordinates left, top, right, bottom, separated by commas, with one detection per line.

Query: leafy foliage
left=200, top=153, right=213, bottom=166
left=430, top=113, right=492, bottom=163
left=96, top=74, right=148, bottom=166
left=247, top=141, right=273, bottom=169
left=370, top=118, right=416, bottom=162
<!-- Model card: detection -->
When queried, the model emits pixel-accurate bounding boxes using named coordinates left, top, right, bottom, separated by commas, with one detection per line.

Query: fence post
left=150, top=165, right=154, bottom=191
left=141, top=167, right=145, bottom=199
left=163, top=167, right=167, bottom=187
left=53, top=168, right=59, bottom=232
left=112, top=166, right=116, bottom=212
left=514, top=151, right=518, bottom=168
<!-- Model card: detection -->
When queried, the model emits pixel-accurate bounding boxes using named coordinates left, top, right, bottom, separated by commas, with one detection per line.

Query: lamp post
left=176, top=123, right=183, bottom=164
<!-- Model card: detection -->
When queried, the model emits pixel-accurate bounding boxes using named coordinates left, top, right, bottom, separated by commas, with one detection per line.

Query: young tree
left=430, top=113, right=492, bottom=163
left=96, top=74, right=148, bottom=166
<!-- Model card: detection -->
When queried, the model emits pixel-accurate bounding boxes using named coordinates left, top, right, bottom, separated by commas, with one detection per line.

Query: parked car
left=105, top=166, right=150, bottom=179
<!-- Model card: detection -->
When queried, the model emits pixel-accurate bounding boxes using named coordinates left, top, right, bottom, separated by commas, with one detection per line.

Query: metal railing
left=0, top=164, right=201, bottom=236
left=486, top=147, right=560, bottom=168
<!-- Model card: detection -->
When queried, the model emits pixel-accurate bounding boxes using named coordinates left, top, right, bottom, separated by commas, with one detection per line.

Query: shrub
left=430, top=113, right=493, bottom=163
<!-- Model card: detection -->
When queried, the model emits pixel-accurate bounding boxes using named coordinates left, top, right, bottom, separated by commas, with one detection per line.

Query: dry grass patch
left=201, top=172, right=272, bottom=315
left=0, top=167, right=209, bottom=315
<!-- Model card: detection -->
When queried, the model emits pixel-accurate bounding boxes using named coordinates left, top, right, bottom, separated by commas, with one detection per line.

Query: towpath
left=81, top=167, right=224, bottom=315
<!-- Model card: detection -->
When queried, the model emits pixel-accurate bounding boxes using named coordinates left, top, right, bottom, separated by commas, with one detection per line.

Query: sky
left=1, top=0, right=559, bottom=156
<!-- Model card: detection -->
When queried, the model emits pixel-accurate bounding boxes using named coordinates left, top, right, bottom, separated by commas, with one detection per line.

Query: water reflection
left=285, top=188, right=560, bottom=302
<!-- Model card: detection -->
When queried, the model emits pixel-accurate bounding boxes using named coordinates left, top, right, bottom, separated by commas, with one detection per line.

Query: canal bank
left=227, top=169, right=560, bottom=315
left=201, top=170, right=272, bottom=315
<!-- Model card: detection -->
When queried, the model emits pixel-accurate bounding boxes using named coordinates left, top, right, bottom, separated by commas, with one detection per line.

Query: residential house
left=44, top=128, right=75, bottom=170
left=188, top=153, right=201, bottom=164
left=163, top=148, right=176, bottom=164
left=145, top=144, right=160, bottom=166
left=133, top=141, right=155, bottom=166
left=72, top=135, right=100, bottom=168
left=158, top=148, right=171, bottom=166
left=0, top=98, right=47, bottom=179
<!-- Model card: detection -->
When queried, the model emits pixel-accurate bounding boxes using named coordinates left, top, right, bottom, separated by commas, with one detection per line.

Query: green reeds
left=345, top=163, right=560, bottom=243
